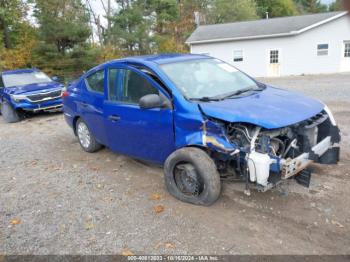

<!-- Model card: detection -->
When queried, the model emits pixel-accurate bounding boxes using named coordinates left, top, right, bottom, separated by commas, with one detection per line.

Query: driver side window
left=120, top=69, right=158, bottom=104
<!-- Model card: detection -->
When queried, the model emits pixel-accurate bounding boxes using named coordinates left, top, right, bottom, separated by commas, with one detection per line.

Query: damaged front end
left=202, top=107, right=341, bottom=192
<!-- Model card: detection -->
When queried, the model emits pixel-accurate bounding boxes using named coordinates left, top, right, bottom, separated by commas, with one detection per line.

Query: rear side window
left=120, top=69, right=158, bottom=104
left=85, top=70, right=104, bottom=94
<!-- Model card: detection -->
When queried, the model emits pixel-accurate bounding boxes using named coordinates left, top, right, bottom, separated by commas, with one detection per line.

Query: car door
left=79, top=69, right=107, bottom=145
left=103, top=65, right=175, bottom=164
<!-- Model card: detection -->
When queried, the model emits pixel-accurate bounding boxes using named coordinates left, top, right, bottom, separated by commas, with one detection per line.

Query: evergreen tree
left=34, top=0, right=91, bottom=54
left=256, top=0, right=298, bottom=18
left=208, top=0, right=258, bottom=24
left=0, top=0, right=26, bottom=49
left=329, top=0, right=344, bottom=11
left=294, top=0, right=328, bottom=13
left=33, top=0, right=98, bottom=81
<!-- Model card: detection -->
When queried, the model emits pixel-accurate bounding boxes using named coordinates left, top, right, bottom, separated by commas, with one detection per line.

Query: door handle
left=81, top=102, right=88, bottom=108
left=108, top=115, right=121, bottom=122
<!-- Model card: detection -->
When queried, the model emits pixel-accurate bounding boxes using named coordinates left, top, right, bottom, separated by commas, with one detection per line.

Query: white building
left=186, top=12, right=350, bottom=77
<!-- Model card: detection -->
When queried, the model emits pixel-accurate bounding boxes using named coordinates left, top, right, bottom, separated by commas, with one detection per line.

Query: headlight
left=11, top=94, right=27, bottom=103
left=324, top=105, right=336, bottom=126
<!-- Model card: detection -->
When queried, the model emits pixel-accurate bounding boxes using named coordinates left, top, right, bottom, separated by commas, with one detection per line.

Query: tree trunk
left=0, top=18, right=12, bottom=49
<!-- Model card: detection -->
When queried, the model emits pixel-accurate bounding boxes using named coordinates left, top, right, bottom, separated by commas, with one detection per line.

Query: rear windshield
left=3, top=72, right=52, bottom=88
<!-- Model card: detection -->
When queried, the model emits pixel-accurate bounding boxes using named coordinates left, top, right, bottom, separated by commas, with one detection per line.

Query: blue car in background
left=0, top=69, right=64, bottom=123
left=63, top=54, right=341, bottom=205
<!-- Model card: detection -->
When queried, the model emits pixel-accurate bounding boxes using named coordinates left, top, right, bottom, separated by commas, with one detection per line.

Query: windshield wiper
left=189, top=96, right=222, bottom=102
left=218, top=86, right=264, bottom=100
left=188, top=85, right=265, bottom=102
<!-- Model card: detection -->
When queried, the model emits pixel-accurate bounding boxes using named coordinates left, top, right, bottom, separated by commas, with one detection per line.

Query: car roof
left=1, top=68, right=40, bottom=75
left=83, top=53, right=213, bottom=78
left=106, top=53, right=210, bottom=66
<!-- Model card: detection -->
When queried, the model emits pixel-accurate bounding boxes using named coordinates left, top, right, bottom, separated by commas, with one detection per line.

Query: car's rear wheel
left=76, top=118, right=102, bottom=153
left=0, top=101, right=23, bottom=123
left=164, top=147, right=221, bottom=206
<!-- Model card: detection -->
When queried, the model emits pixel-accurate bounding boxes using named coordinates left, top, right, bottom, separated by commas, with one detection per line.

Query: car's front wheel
left=76, top=118, right=102, bottom=153
left=164, top=147, right=221, bottom=206
left=0, top=101, right=23, bottom=123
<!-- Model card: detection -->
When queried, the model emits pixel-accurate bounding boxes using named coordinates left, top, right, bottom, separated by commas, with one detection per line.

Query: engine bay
left=211, top=110, right=341, bottom=192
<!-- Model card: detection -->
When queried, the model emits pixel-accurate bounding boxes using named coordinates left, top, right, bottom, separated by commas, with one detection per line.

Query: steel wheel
left=174, top=163, right=204, bottom=196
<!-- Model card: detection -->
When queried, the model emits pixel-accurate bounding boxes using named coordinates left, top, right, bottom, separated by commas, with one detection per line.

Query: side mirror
left=52, top=76, right=60, bottom=82
left=139, top=94, right=163, bottom=109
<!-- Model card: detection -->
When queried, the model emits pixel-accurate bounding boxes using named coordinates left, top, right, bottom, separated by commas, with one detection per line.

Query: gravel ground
left=0, top=73, right=350, bottom=255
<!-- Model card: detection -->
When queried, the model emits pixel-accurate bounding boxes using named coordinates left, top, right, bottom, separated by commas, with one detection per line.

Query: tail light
left=61, top=90, right=70, bottom=99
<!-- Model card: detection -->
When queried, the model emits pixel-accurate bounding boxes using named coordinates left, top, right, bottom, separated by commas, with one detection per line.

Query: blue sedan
left=63, top=54, right=341, bottom=205
left=0, top=69, right=64, bottom=123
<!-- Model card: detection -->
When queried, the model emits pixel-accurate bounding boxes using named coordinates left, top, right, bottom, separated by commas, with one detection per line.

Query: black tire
left=164, top=147, right=221, bottom=206
left=76, top=118, right=102, bottom=153
left=0, top=101, right=23, bottom=123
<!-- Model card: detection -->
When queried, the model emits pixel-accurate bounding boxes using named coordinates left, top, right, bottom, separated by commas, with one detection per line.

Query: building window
left=233, top=50, right=243, bottom=62
left=270, top=50, right=279, bottom=64
left=344, top=42, right=350, bottom=58
left=317, top=44, right=328, bottom=56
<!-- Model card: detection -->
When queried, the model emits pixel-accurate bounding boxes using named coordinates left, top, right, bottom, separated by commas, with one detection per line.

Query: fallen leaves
left=85, top=222, right=95, bottom=230
left=90, top=166, right=100, bottom=172
left=154, top=205, right=165, bottom=214
left=165, top=243, right=176, bottom=249
left=31, top=160, right=38, bottom=166
left=154, top=242, right=176, bottom=250
left=10, top=218, right=21, bottom=225
left=150, top=193, right=161, bottom=200
left=122, top=249, right=134, bottom=256
left=331, top=220, right=344, bottom=228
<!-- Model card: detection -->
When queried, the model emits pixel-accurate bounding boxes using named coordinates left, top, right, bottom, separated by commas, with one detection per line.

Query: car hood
left=5, top=82, right=63, bottom=95
left=199, top=86, right=324, bottom=129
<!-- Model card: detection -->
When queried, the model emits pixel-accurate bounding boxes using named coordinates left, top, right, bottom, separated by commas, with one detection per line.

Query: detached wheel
left=0, top=101, right=23, bottom=123
left=164, top=147, right=221, bottom=206
left=76, top=118, right=102, bottom=153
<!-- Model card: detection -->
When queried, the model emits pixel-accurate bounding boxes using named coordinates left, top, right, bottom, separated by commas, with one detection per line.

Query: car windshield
left=3, top=72, right=52, bottom=88
left=160, top=58, right=260, bottom=100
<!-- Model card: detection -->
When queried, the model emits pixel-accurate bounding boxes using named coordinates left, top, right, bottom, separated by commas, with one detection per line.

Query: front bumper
left=13, top=98, right=63, bottom=112
left=31, top=104, right=63, bottom=112
left=280, top=136, right=339, bottom=179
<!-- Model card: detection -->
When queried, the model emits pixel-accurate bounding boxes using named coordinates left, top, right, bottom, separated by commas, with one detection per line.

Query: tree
left=208, top=0, right=258, bottom=24
left=107, top=0, right=155, bottom=55
left=147, top=0, right=179, bottom=34
left=329, top=0, right=344, bottom=11
left=33, top=0, right=98, bottom=81
left=0, top=0, right=26, bottom=49
left=294, top=0, right=328, bottom=13
left=256, top=0, right=298, bottom=18
left=0, top=22, right=38, bottom=70
left=34, top=0, right=91, bottom=54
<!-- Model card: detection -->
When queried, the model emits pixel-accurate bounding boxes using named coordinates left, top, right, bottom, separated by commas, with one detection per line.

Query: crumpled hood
left=5, top=82, right=63, bottom=95
left=199, top=86, right=324, bottom=129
